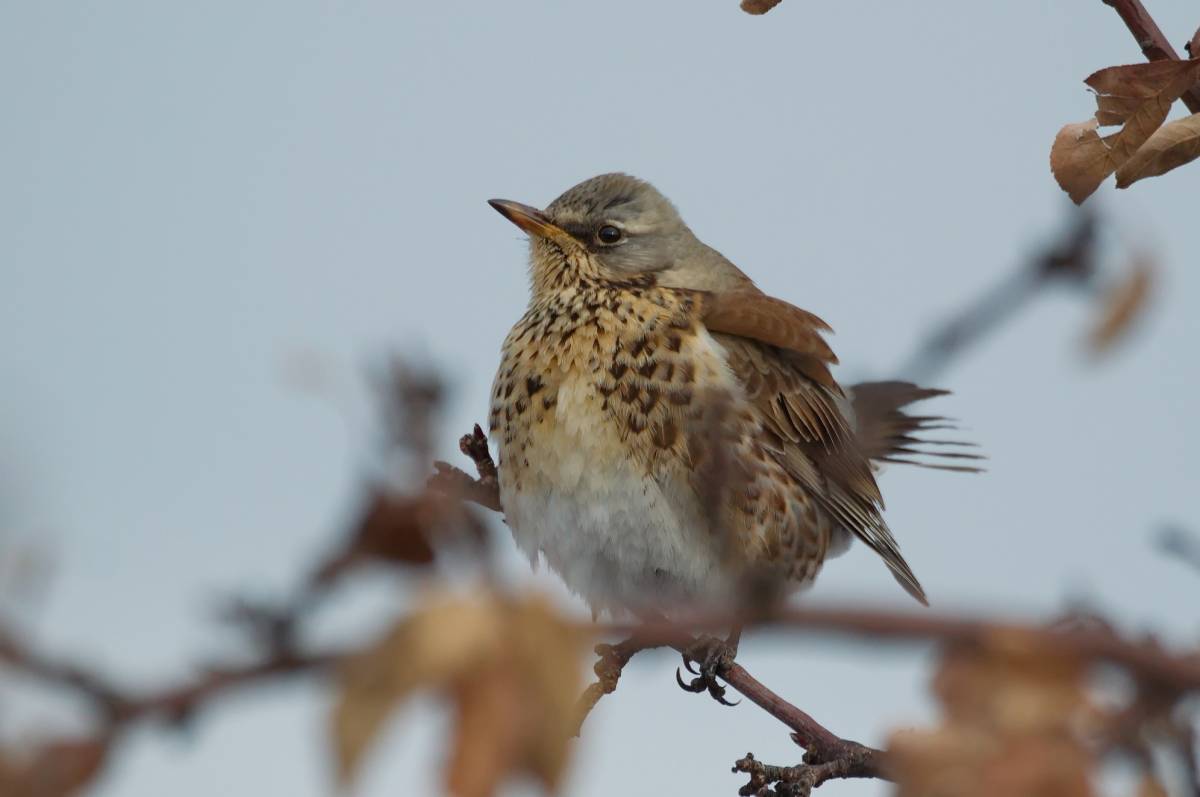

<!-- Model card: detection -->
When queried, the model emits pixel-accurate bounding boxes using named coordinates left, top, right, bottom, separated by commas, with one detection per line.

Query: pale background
left=2, top=2, right=1198, bottom=795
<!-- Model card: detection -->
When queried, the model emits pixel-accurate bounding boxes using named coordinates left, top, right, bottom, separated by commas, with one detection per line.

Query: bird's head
left=489, top=173, right=704, bottom=295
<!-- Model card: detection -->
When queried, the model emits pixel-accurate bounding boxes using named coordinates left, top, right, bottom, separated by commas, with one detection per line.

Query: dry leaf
left=888, top=637, right=1095, bottom=797
left=1086, top=257, right=1155, bottom=354
left=1051, top=121, right=1121, bottom=205
left=1136, top=775, right=1168, bottom=797
left=741, top=0, right=782, bottom=13
left=1051, top=59, right=1200, bottom=203
left=934, top=636, right=1087, bottom=734
left=331, top=590, right=585, bottom=797
left=0, top=737, right=109, bottom=797
left=1115, top=112, right=1200, bottom=187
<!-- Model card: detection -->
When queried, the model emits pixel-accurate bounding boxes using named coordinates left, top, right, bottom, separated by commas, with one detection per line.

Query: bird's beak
left=488, top=199, right=567, bottom=240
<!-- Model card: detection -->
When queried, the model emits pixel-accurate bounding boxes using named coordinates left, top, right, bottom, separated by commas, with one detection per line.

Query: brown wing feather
left=713, top=333, right=928, bottom=605
left=701, top=290, right=840, bottom=391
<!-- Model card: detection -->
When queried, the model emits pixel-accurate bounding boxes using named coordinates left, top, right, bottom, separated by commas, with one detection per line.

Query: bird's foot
left=675, top=633, right=740, bottom=706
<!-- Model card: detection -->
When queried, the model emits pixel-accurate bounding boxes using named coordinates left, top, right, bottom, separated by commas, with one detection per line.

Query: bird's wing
left=700, top=290, right=840, bottom=391
left=700, top=290, right=928, bottom=604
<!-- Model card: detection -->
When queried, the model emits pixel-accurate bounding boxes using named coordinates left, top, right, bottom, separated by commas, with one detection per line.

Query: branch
left=608, top=606, right=1200, bottom=694
left=574, top=625, right=890, bottom=791
left=1102, top=0, right=1200, bottom=113
left=0, top=623, right=342, bottom=730
left=899, top=210, right=1097, bottom=381
left=430, top=424, right=502, bottom=512
left=734, top=749, right=881, bottom=796
left=1157, top=524, right=1200, bottom=575
left=573, top=635, right=666, bottom=735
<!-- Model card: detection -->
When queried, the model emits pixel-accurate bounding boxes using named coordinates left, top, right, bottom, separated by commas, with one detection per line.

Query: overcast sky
left=3, top=2, right=1199, bottom=796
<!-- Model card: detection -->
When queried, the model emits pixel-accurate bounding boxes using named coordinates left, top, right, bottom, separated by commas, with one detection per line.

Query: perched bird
left=486, top=173, right=977, bottom=625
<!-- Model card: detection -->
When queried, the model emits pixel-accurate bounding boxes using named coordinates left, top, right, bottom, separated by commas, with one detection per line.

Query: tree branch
left=430, top=424, right=502, bottom=512
left=0, top=623, right=342, bottom=730
left=1102, top=0, right=1200, bottom=113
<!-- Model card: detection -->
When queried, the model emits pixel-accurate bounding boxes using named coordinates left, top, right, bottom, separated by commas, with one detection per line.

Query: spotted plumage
left=487, top=174, right=978, bottom=616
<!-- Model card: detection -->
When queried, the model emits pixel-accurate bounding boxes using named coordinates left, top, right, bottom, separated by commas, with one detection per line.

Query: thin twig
left=0, top=623, right=343, bottom=729
left=430, top=424, right=502, bottom=512
left=734, top=749, right=884, bottom=796
left=1157, top=525, right=1200, bottom=575
left=573, top=635, right=666, bottom=735
left=1102, top=0, right=1200, bottom=112
left=899, top=210, right=1097, bottom=382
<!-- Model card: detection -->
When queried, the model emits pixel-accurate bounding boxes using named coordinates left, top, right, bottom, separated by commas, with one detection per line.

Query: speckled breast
left=487, top=283, right=738, bottom=611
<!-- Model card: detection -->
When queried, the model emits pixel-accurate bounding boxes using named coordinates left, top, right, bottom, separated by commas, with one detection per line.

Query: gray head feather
left=544, top=173, right=756, bottom=293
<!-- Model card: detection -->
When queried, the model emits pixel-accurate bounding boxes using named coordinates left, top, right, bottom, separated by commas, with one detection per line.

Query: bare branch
left=734, top=748, right=884, bottom=796
left=899, top=210, right=1097, bottom=381
left=1102, top=0, right=1200, bottom=112
left=429, top=424, right=502, bottom=512
left=0, top=621, right=342, bottom=730
left=573, top=635, right=666, bottom=735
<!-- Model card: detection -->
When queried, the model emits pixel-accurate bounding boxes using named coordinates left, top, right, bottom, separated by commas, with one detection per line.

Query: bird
left=485, top=173, right=977, bottom=637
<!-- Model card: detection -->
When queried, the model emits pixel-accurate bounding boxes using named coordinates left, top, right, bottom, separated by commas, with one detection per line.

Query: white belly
left=497, top=382, right=728, bottom=615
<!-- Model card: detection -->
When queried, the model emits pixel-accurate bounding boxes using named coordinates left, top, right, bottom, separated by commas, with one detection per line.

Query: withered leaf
left=741, top=0, right=782, bottom=14
left=313, top=490, right=443, bottom=586
left=888, top=636, right=1096, bottom=797
left=1051, top=121, right=1120, bottom=205
left=331, top=591, right=584, bottom=797
left=0, top=737, right=109, bottom=797
left=1086, top=257, right=1154, bottom=355
left=934, top=635, right=1087, bottom=733
left=1115, top=112, right=1200, bottom=187
left=1051, top=59, right=1200, bottom=203
left=1136, top=775, right=1169, bottom=797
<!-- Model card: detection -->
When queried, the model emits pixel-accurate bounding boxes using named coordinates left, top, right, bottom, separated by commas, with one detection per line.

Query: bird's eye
left=596, top=225, right=623, bottom=244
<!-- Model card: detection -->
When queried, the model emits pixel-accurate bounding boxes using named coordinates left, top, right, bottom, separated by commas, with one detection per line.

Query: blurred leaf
left=888, top=636, right=1095, bottom=797
left=351, top=491, right=439, bottom=567
left=314, top=490, right=450, bottom=586
left=934, top=635, right=1087, bottom=732
left=1136, top=775, right=1168, bottom=797
left=331, top=590, right=584, bottom=796
left=0, top=737, right=109, bottom=797
left=1115, top=112, right=1200, bottom=187
left=1052, top=60, right=1200, bottom=203
left=1086, top=256, right=1155, bottom=355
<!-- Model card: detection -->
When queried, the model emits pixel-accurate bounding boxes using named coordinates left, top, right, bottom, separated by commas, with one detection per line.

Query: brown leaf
left=935, top=636, right=1086, bottom=733
left=741, top=0, right=782, bottom=13
left=331, top=591, right=584, bottom=796
left=314, top=490, right=443, bottom=585
left=1051, top=121, right=1120, bottom=204
left=0, top=737, right=109, bottom=797
left=1136, top=775, right=1169, bottom=797
left=446, top=668, right=526, bottom=797
left=1115, top=112, right=1200, bottom=187
left=1086, top=257, right=1155, bottom=354
left=888, top=728, right=1093, bottom=797
left=1051, top=59, right=1200, bottom=203
left=888, top=636, right=1096, bottom=797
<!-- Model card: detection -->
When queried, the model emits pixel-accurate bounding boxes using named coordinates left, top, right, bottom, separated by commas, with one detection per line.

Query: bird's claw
left=675, top=635, right=739, bottom=706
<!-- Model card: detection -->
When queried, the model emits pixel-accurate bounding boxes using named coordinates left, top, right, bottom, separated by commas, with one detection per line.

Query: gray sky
left=3, top=2, right=1199, bottom=795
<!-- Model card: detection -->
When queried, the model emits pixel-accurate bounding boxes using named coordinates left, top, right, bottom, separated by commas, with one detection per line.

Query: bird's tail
left=846, top=381, right=983, bottom=472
